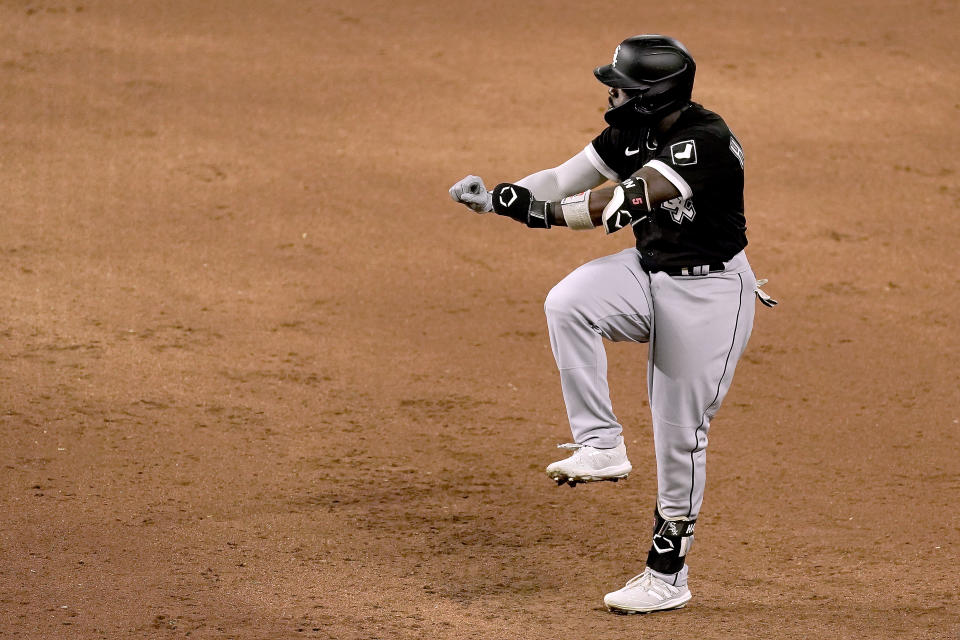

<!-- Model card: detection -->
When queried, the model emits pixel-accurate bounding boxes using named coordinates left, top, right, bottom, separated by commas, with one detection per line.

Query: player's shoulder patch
left=729, top=135, right=745, bottom=169
left=669, top=139, right=697, bottom=166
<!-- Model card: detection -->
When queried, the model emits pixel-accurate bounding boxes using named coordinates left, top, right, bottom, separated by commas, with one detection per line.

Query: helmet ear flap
left=604, top=94, right=650, bottom=128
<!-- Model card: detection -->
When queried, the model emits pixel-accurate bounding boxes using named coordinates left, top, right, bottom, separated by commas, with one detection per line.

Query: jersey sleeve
left=586, top=127, right=626, bottom=182
left=644, top=129, right=742, bottom=200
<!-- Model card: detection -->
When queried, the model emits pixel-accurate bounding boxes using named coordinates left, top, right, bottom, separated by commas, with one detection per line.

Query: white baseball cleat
left=603, top=569, right=692, bottom=614
left=545, top=442, right=631, bottom=486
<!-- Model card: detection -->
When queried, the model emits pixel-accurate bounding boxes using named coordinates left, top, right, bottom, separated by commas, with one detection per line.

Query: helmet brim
left=594, top=64, right=647, bottom=89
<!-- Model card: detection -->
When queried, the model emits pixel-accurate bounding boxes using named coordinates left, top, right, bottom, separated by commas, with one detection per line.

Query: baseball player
left=449, top=35, right=775, bottom=613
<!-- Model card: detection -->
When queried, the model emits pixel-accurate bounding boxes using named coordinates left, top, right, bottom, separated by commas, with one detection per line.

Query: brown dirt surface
left=1, top=1, right=958, bottom=638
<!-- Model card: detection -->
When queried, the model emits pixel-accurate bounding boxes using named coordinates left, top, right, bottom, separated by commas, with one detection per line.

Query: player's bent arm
left=488, top=164, right=679, bottom=232
left=545, top=166, right=680, bottom=228
left=587, top=167, right=680, bottom=222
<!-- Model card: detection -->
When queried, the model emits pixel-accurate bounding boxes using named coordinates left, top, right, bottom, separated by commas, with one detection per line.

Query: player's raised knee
left=543, top=279, right=582, bottom=318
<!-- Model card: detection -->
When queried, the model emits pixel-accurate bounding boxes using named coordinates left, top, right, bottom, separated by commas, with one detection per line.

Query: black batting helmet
left=594, top=35, right=696, bottom=128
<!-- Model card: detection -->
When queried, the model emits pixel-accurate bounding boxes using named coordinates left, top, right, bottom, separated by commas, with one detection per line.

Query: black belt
left=647, top=263, right=725, bottom=277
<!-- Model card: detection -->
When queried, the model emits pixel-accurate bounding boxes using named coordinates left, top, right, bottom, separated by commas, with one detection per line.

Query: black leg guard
left=645, top=505, right=696, bottom=575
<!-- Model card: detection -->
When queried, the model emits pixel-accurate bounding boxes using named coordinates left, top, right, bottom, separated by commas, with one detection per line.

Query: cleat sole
left=605, top=602, right=687, bottom=615
left=547, top=472, right=629, bottom=486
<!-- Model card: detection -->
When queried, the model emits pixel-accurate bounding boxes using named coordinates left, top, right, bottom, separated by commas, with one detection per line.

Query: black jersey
left=586, top=103, right=747, bottom=270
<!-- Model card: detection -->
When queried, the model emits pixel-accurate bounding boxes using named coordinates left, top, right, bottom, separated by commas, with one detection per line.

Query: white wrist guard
left=560, top=191, right=594, bottom=230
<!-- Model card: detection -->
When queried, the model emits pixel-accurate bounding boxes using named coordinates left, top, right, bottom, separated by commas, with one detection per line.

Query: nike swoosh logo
left=624, top=148, right=640, bottom=156
left=675, top=144, right=693, bottom=160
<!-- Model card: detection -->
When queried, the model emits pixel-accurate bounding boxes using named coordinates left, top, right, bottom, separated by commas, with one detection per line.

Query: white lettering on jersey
left=729, top=135, right=745, bottom=169
left=670, top=140, right=697, bottom=166
left=661, top=196, right=696, bottom=224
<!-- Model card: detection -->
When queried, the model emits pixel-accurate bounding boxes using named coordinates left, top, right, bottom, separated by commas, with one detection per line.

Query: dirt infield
left=1, top=1, right=957, bottom=638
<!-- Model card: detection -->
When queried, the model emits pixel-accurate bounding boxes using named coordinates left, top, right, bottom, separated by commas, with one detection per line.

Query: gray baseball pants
left=544, top=247, right=756, bottom=520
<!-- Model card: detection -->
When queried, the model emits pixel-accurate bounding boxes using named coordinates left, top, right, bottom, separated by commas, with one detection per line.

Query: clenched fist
left=449, top=175, right=493, bottom=213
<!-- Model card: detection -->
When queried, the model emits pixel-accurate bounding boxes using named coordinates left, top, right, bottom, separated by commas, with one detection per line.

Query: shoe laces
left=557, top=443, right=590, bottom=462
left=624, top=570, right=677, bottom=597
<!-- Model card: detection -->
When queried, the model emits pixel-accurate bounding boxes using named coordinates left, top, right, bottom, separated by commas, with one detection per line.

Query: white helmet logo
left=499, top=187, right=517, bottom=207
left=613, top=45, right=621, bottom=67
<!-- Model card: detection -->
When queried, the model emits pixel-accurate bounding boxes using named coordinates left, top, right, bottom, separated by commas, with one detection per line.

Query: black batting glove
left=491, top=183, right=551, bottom=229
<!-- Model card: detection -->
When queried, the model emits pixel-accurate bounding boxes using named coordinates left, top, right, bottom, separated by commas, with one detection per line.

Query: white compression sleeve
left=515, top=149, right=608, bottom=201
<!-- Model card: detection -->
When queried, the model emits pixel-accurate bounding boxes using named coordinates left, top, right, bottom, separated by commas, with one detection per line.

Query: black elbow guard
left=601, top=176, right=651, bottom=234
